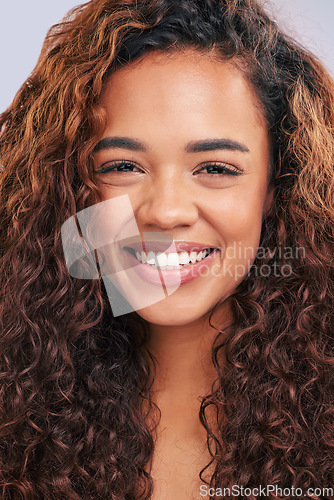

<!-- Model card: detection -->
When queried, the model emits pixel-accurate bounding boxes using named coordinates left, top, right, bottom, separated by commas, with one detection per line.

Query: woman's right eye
left=97, top=160, right=143, bottom=174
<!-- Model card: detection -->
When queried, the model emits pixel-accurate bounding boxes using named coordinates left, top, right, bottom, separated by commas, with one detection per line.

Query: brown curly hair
left=0, top=0, right=333, bottom=498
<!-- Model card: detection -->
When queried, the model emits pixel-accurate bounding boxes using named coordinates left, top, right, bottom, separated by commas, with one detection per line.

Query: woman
left=0, top=0, right=333, bottom=498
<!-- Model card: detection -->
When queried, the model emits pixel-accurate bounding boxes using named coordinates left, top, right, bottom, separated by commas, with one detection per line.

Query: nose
left=135, top=174, right=199, bottom=230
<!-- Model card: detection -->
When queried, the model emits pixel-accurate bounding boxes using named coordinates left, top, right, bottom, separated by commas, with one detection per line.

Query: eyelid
left=96, top=159, right=144, bottom=174
left=95, top=159, right=243, bottom=176
left=194, top=161, right=243, bottom=176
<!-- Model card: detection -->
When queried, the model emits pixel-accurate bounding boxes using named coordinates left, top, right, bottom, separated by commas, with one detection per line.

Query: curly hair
left=0, top=0, right=333, bottom=498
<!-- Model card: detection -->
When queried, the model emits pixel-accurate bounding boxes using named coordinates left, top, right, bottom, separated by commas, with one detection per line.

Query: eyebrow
left=94, top=136, right=249, bottom=153
left=185, top=138, right=249, bottom=153
left=94, top=137, right=147, bottom=152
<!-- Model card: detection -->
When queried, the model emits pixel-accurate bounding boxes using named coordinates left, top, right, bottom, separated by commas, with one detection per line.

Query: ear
left=263, top=184, right=275, bottom=218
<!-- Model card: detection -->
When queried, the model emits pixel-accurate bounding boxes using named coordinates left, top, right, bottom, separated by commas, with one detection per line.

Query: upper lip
left=122, top=238, right=219, bottom=254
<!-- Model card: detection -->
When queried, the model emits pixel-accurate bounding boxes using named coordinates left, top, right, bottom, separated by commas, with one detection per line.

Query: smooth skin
left=93, top=49, right=272, bottom=499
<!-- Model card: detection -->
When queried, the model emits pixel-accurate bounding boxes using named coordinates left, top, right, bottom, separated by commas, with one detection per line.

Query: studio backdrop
left=0, top=0, right=333, bottom=113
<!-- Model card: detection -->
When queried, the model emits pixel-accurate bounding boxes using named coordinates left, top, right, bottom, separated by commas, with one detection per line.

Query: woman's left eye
left=194, top=162, right=242, bottom=176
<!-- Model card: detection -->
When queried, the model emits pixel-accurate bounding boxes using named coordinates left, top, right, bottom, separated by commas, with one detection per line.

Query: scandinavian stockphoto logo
left=61, top=195, right=302, bottom=317
left=61, top=195, right=181, bottom=317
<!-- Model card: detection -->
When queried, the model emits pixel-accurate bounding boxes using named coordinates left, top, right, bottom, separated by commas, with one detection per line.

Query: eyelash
left=98, top=160, right=141, bottom=174
left=194, top=161, right=242, bottom=177
left=97, top=160, right=242, bottom=176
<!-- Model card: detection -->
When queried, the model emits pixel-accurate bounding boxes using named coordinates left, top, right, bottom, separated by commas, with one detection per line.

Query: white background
left=0, top=0, right=333, bottom=112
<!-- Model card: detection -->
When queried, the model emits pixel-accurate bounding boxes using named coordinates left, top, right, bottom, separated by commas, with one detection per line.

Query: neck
left=145, top=300, right=233, bottom=401
left=139, top=301, right=233, bottom=442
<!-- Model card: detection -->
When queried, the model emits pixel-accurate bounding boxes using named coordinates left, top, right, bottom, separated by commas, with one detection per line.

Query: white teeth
left=189, top=251, right=197, bottom=264
left=133, top=248, right=212, bottom=267
left=156, top=252, right=167, bottom=267
left=196, top=250, right=205, bottom=262
left=146, top=251, right=156, bottom=265
left=179, top=251, right=189, bottom=264
left=167, top=253, right=180, bottom=267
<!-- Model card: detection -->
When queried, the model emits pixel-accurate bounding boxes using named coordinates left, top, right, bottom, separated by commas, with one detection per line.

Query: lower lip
left=123, top=248, right=220, bottom=286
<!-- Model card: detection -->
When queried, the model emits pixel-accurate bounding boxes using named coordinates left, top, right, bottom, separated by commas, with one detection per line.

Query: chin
left=134, top=296, right=218, bottom=327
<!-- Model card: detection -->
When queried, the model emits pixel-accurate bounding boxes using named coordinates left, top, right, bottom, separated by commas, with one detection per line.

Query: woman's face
left=93, top=49, right=272, bottom=326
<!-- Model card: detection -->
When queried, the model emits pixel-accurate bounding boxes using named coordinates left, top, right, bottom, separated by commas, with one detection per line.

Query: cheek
left=97, top=184, right=125, bottom=200
left=206, top=187, right=265, bottom=250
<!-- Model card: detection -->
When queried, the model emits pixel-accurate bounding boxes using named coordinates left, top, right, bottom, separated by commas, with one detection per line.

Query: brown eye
left=194, top=162, right=242, bottom=177
left=98, top=160, right=143, bottom=174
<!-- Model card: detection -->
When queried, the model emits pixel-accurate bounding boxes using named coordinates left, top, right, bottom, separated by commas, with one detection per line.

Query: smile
left=122, top=243, right=221, bottom=286
left=129, top=247, right=215, bottom=269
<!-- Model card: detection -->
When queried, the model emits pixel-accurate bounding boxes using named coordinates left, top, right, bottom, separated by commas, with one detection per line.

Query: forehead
left=99, top=49, right=268, bottom=150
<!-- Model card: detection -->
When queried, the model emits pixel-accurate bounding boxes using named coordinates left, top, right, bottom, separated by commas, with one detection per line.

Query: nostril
left=137, top=202, right=199, bottom=230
